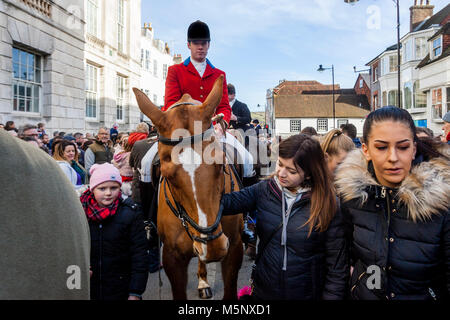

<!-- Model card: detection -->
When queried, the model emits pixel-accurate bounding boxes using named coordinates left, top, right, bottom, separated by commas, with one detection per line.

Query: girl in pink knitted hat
left=80, top=163, right=149, bottom=300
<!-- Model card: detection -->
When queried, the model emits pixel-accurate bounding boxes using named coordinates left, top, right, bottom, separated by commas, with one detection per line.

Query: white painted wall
left=275, top=117, right=366, bottom=138
left=140, top=27, right=175, bottom=117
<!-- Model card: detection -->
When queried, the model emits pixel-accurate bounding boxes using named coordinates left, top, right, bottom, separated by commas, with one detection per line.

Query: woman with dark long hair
left=336, top=106, right=450, bottom=300
left=221, top=134, right=348, bottom=300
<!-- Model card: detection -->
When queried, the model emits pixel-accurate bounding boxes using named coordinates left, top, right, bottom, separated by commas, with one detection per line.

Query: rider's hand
left=230, top=113, right=237, bottom=121
left=214, top=123, right=224, bottom=137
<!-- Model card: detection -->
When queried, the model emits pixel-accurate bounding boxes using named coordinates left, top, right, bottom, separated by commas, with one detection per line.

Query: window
left=373, top=66, right=378, bottom=82
left=373, top=95, right=378, bottom=109
left=153, top=59, right=158, bottom=77
left=337, top=119, right=348, bottom=128
left=145, top=50, right=150, bottom=71
left=382, top=91, right=387, bottom=107
left=290, top=120, right=301, bottom=132
left=415, top=37, right=427, bottom=60
left=388, top=90, right=402, bottom=108
left=431, top=88, right=442, bottom=119
left=116, top=75, right=125, bottom=121
left=382, top=57, right=389, bottom=75
left=389, top=55, right=398, bottom=73
left=117, top=0, right=125, bottom=52
left=359, top=79, right=363, bottom=89
left=163, top=64, right=168, bottom=80
left=432, top=37, right=442, bottom=58
left=87, top=0, right=99, bottom=37
left=85, top=63, right=98, bottom=118
left=403, top=82, right=412, bottom=109
left=317, top=119, right=328, bottom=132
left=413, top=81, right=426, bottom=109
left=140, top=49, right=144, bottom=67
left=447, top=87, right=450, bottom=115
left=404, top=39, right=412, bottom=63
left=12, top=47, right=41, bottom=113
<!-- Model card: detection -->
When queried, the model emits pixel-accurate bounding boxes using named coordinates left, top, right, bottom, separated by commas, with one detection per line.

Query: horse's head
left=133, top=76, right=229, bottom=263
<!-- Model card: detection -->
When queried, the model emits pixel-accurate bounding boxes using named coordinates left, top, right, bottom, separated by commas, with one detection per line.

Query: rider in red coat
left=163, top=20, right=231, bottom=127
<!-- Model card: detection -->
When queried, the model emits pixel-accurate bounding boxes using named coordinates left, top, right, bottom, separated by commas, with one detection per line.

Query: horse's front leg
left=221, top=217, right=244, bottom=300
left=197, top=260, right=213, bottom=299
left=162, top=245, right=191, bottom=300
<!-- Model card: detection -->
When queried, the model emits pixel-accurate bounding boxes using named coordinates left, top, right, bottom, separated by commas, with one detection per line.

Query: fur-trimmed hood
left=335, top=146, right=450, bottom=222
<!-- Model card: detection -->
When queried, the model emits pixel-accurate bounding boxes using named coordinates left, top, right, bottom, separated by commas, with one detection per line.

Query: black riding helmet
left=187, top=20, right=210, bottom=41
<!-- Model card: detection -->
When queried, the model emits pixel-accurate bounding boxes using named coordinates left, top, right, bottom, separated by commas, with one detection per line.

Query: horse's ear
left=133, top=88, right=164, bottom=128
left=201, top=75, right=223, bottom=119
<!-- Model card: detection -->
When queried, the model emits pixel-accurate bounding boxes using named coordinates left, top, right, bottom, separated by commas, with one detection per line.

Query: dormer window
left=432, top=36, right=442, bottom=58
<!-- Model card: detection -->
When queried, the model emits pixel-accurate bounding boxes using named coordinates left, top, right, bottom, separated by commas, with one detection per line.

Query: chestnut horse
left=133, top=76, right=244, bottom=300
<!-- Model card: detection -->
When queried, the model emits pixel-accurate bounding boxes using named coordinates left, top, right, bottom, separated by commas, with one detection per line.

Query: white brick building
left=266, top=81, right=369, bottom=138
left=139, top=23, right=179, bottom=122
left=365, top=2, right=450, bottom=135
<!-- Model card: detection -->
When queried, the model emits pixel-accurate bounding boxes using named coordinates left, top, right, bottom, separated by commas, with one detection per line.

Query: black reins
left=159, top=112, right=229, bottom=244
left=159, top=102, right=215, bottom=146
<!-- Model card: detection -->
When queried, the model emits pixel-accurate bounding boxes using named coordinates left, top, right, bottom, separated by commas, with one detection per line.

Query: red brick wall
left=354, top=74, right=371, bottom=109
left=441, top=15, right=450, bottom=26
left=443, top=33, right=450, bottom=52
left=372, top=61, right=380, bottom=82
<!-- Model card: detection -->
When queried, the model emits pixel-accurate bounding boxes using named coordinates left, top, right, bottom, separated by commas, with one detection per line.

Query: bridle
left=159, top=101, right=227, bottom=244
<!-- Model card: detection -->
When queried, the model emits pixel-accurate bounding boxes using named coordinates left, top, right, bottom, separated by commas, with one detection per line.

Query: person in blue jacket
left=221, top=134, right=348, bottom=300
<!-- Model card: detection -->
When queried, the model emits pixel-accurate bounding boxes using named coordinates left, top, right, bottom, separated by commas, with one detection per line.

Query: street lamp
left=346, top=0, right=401, bottom=108
left=317, top=64, right=336, bottom=129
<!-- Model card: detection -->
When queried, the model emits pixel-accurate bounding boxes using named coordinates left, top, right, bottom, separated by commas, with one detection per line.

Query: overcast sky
left=142, top=0, right=449, bottom=112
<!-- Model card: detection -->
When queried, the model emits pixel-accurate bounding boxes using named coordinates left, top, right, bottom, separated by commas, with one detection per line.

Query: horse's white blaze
left=178, top=147, right=208, bottom=261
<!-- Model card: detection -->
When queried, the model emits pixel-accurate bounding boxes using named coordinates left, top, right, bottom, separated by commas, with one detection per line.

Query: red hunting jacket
left=163, top=57, right=231, bottom=125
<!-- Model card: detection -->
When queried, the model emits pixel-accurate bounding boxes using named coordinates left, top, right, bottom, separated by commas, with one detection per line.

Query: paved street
left=143, top=247, right=254, bottom=300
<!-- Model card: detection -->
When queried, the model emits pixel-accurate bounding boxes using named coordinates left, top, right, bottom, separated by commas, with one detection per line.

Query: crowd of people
left=1, top=120, right=161, bottom=300
left=1, top=17, right=449, bottom=301
left=1, top=107, right=449, bottom=301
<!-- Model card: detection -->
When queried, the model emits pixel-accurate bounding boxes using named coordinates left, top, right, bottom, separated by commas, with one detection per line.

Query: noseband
left=159, top=102, right=226, bottom=244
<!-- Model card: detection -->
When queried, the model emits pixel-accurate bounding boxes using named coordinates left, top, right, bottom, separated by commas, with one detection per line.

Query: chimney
left=143, top=22, right=152, bottom=30
left=410, top=0, right=434, bottom=32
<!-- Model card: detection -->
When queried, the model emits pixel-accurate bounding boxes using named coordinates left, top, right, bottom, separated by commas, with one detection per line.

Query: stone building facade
left=0, top=0, right=85, bottom=133
left=0, top=0, right=142, bottom=135
left=84, top=0, right=141, bottom=134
